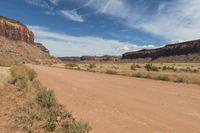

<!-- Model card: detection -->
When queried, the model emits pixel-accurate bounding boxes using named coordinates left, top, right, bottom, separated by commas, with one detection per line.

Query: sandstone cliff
left=0, top=16, right=34, bottom=44
left=0, top=16, right=58, bottom=66
left=122, top=40, right=200, bottom=60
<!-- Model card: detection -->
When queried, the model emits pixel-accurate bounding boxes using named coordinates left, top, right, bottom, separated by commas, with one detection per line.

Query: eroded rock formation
left=0, top=16, right=34, bottom=44
left=0, top=16, right=58, bottom=65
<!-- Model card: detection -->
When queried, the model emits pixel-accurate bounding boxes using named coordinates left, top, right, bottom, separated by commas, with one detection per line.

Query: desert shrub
left=130, top=64, right=142, bottom=70
left=106, top=70, right=118, bottom=75
left=132, top=73, right=142, bottom=78
left=10, top=65, right=37, bottom=90
left=145, top=64, right=160, bottom=71
left=175, top=77, right=184, bottom=83
left=15, top=80, right=28, bottom=90
left=162, top=66, right=167, bottom=70
left=156, top=75, right=170, bottom=81
left=135, top=64, right=142, bottom=68
left=69, top=120, right=92, bottom=133
left=180, top=67, right=198, bottom=73
left=36, top=88, right=57, bottom=109
left=10, top=65, right=37, bottom=82
left=45, top=120, right=56, bottom=132
left=65, top=64, right=78, bottom=68
left=130, top=65, right=136, bottom=70
left=88, top=64, right=96, bottom=69
left=162, top=66, right=177, bottom=72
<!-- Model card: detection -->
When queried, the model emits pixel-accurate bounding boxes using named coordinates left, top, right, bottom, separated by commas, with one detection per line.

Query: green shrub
left=162, top=66, right=177, bottom=72
left=130, top=64, right=142, bottom=70
left=69, top=120, right=92, bottom=133
left=135, top=65, right=142, bottom=68
left=15, top=80, right=28, bottom=90
left=156, top=75, right=170, bottom=81
left=88, top=64, right=96, bottom=69
left=130, top=65, right=136, bottom=70
left=36, top=88, right=57, bottom=109
left=145, top=64, right=160, bottom=71
left=106, top=70, right=118, bottom=75
left=45, top=120, right=56, bottom=132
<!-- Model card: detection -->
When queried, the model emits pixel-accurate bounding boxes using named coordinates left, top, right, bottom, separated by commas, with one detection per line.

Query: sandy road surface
left=28, top=64, right=200, bottom=133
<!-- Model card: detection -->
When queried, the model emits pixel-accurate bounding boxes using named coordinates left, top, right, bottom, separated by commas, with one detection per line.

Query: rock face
left=0, top=16, right=34, bottom=44
left=0, top=16, right=59, bottom=66
left=34, top=43, right=50, bottom=54
left=122, top=40, right=200, bottom=60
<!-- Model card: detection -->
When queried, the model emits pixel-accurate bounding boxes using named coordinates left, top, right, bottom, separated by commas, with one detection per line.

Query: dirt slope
left=28, top=64, right=200, bottom=133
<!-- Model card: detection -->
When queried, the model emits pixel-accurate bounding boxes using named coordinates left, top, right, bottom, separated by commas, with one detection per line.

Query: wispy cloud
left=24, top=0, right=85, bottom=22
left=28, top=25, right=155, bottom=57
left=86, top=0, right=200, bottom=42
left=59, top=10, right=84, bottom=22
left=49, top=0, right=61, bottom=5
left=25, top=0, right=52, bottom=9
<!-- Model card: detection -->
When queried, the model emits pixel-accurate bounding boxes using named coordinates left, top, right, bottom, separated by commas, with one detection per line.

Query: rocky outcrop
left=0, top=16, right=34, bottom=44
left=122, top=40, right=200, bottom=60
left=34, top=43, right=49, bottom=54
left=0, top=16, right=59, bottom=66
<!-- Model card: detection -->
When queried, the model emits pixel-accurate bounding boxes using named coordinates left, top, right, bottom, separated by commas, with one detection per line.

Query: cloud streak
left=59, top=10, right=84, bottom=22
left=29, top=25, right=155, bottom=57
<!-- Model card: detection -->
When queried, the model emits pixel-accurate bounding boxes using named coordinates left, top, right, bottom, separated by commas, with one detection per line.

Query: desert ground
left=28, top=64, right=200, bottom=133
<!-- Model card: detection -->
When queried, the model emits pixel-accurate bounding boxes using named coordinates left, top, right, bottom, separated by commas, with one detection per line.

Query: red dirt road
left=28, top=65, right=200, bottom=133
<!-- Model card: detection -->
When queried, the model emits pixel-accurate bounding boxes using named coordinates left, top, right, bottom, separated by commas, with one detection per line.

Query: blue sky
left=0, top=0, right=200, bottom=57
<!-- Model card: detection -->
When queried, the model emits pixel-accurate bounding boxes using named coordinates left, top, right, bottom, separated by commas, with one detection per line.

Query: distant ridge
left=122, top=39, right=200, bottom=61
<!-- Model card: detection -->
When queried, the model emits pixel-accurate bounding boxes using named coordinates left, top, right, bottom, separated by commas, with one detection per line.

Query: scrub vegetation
left=0, top=65, right=92, bottom=133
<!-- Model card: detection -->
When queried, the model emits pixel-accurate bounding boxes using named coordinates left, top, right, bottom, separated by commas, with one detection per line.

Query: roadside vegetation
left=0, top=65, right=92, bottom=133
left=52, top=63, right=200, bottom=85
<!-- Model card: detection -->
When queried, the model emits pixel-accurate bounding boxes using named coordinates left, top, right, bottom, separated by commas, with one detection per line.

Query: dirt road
left=28, top=65, right=200, bottom=133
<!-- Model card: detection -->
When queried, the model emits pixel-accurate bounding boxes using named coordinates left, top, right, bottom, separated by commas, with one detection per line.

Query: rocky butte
left=0, top=16, right=34, bottom=44
left=122, top=40, right=200, bottom=61
left=0, top=16, right=58, bottom=65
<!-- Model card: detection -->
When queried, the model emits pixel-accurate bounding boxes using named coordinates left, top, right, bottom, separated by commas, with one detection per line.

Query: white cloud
left=136, top=0, right=200, bottom=42
left=28, top=25, right=155, bottom=57
left=25, top=0, right=52, bottom=9
left=87, top=0, right=200, bottom=42
left=59, top=10, right=84, bottom=22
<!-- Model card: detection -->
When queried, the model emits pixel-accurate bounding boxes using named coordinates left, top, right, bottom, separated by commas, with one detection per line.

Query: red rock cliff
left=0, top=16, right=34, bottom=44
